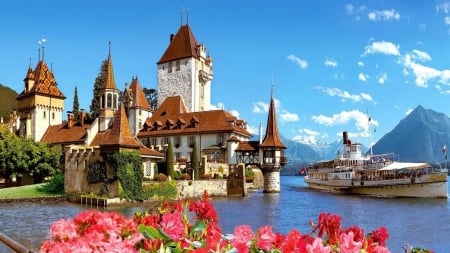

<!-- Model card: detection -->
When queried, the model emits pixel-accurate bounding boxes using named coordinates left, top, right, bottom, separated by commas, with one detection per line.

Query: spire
left=103, top=41, right=118, bottom=90
left=260, top=87, right=286, bottom=149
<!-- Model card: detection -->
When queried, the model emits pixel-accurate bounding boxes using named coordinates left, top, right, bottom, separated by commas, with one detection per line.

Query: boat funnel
left=343, top=131, right=348, bottom=145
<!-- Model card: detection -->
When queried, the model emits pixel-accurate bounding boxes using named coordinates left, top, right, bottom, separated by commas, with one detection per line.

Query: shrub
left=36, top=173, right=65, bottom=194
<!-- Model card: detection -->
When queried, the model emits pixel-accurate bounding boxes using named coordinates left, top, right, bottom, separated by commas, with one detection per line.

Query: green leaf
left=138, top=224, right=163, bottom=239
left=191, top=220, right=206, bottom=233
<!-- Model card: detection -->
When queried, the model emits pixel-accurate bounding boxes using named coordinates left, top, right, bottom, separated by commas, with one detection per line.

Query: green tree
left=166, top=139, right=175, bottom=180
left=0, top=125, right=61, bottom=182
left=143, top=87, right=158, bottom=111
left=72, top=86, right=80, bottom=121
left=192, top=141, right=199, bottom=180
left=89, top=59, right=107, bottom=120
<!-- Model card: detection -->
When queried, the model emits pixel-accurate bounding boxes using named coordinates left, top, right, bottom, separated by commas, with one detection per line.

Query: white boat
left=304, top=131, right=448, bottom=198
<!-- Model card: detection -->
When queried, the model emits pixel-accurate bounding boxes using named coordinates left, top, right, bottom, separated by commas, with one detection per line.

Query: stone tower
left=16, top=59, right=65, bottom=141
left=98, top=44, right=120, bottom=132
left=157, top=24, right=213, bottom=112
left=259, top=95, right=287, bottom=193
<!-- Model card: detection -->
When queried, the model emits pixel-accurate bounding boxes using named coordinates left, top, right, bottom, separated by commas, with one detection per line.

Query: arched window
left=113, top=94, right=117, bottom=109
left=107, top=93, right=112, bottom=108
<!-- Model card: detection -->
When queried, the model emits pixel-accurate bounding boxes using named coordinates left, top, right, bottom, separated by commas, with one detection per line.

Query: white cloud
left=345, top=4, right=354, bottom=14
left=411, top=49, right=432, bottom=62
left=368, top=9, right=401, bottom=21
left=360, top=93, right=374, bottom=102
left=358, top=72, right=368, bottom=82
left=377, top=72, right=387, bottom=84
left=312, top=109, right=378, bottom=133
left=364, top=41, right=400, bottom=56
left=246, top=124, right=259, bottom=135
left=280, top=111, right=299, bottom=122
left=316, top=86, right=374, bottom=103
left=436, top=2, right=450, bottom=13
left=402, top=54, right=441, bottom=87
left=357, top=61, right=365, bottom=67
left=445, top=16, right=450, bottom=25
left=287, top=54, right=308, bottom=69
left=229, top=109, right=239, bottom=118
left=325, top=58, right=338, bottom=67
left=252, top=101, right=269, bottom=113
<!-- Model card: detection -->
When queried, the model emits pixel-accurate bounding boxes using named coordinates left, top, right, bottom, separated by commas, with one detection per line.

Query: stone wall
left=175, top=179, right=227, bottom=200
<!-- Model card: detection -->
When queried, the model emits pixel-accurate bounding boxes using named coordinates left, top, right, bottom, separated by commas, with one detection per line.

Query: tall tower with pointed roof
left=157, top=24, right=213, bottom=112
left=16, top=59, right=66, bottom=141
left=123, top=77, right=153, bottom=136
left=98, top=44, right=120, bottom=132
left=260, top=95, right=287, bottom=193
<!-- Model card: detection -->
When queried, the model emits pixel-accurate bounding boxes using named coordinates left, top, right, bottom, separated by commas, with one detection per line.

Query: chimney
left=80, top=111, right=86, bottom=127
left=67, top=113, right=74, bottom=128
left=170, top=33, right=175, bottom=42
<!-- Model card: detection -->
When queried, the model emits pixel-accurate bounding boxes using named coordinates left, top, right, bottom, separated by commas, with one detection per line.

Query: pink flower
left=256, top=225, right=276, bottom=251
left=49, top=219, right=78, bottom=241
left=306, top=237, right=332, bottom=253
left=232, top=225, right=254, bottom=245
left=160, top=212, right=185, bottom=241
left=339, top=231, right=363, bottom=253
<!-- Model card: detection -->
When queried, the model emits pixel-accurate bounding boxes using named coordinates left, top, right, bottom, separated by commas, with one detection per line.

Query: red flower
left=316, top=212, right=342, bottom=244
left=256, top=225, right=277, bottom=251
left=368, top=226, right=389, bottom=247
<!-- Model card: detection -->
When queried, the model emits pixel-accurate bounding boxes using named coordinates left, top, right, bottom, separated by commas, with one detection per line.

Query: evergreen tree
left=89, top=59, right=107, bottom=120
left=192, top=141, right=200, bottom=180
left=72, top=86, right=80, bottom=121
left=143, top=87, right=158, bottom=111
left=166, top=139, right=176, bottom=180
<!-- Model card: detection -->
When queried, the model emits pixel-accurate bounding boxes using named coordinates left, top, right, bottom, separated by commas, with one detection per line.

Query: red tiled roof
left=91, top=104, right=141, bottom=148
left=18, top=60, right=65, bottom=99
left=40, top=122, right=89, bottom=145
left=140, top=145, right=164, bottom=158
left=158, top=25, right=199, bottom=64
left=260, top=97, right=286, bottom=149
left=235, top=141, right=260, bottom=151
left=138, top=96, right=251, bottom=138
left=128, top=77, right=151, bottom=110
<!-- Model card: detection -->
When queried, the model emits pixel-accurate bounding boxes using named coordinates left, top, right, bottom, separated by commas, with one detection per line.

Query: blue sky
left=2, top=1, right=450, bottom=146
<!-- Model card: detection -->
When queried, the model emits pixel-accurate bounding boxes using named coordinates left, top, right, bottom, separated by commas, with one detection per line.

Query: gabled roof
left=91, top=104, right=141, bottom=148
left=40, top=121, right=89, bottom=145
left=128, top=77, right=151, bottom=110
left=138, top=96, right=251, bottom=137
left=158, top=25, right=200, bottom=64
left=18, top=60, right=65, bottom=99
left=260, top=97, right=286, bottom=149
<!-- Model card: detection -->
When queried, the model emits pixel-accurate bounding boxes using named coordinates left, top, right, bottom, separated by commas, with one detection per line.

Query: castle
left=7, top=22, right=287, bottom=195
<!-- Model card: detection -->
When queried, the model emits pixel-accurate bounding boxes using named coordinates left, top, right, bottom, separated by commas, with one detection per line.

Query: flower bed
left=40, top=192, right=433, bottom=253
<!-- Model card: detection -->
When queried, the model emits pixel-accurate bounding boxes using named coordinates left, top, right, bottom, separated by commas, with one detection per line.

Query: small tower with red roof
left=259, top=92, right=287, bottom=193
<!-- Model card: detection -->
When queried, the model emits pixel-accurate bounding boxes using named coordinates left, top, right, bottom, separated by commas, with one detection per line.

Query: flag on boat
left=443, top=145, right=448, bottom=160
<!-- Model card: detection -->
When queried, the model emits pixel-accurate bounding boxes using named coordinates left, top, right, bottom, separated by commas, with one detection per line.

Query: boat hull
left=305, top=174, right=448, bottom=198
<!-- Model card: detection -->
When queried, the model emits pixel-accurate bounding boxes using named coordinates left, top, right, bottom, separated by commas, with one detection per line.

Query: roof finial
left=108, top=41, right=111, bottom=57
left=271, top=73, right=274, bottom=98
left=186, top=6, right=189, bottom=24
left=29, top=57, right=32, bottom=68
left=38, top=38, right=46, bottom=61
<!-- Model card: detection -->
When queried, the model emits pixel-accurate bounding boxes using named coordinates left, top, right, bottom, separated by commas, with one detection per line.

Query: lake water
left=0, top=176, right=449, bottom=252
